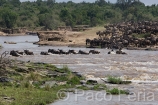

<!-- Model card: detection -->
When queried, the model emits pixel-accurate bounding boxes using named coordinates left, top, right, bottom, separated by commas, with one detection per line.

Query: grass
left=83, top=26, right=105, bottom=38
left=0, top=62, right=83, bottom=105
left=0, top=86, right=58, bottom=105
left=93, top=84, right=107, bottom=91
left=77, top=86, right=90, bottom=90
left=77, top=84, right=107, bottom=91
left=106, top=88, right=128, bottom=95
left=67, top=76, right=80, bottom=85
left=107, top=76, right=131, bottom=84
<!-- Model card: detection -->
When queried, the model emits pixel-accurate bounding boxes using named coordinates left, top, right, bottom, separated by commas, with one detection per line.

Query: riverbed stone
left=72, top=72, right=83, bottom=78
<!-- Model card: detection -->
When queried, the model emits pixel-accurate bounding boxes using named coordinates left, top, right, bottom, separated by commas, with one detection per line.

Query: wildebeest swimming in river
left=58, top=49, right=69, bottom=54
left=40, top=52, right=49, bottom=55
left=108, top=49, right=116, bottom=54
left=68, top=50, right=78, bottom=54
left=108, top=48, right=127, bottom=55
left=24, top=50, right=34, bottom=55
left=78, top=50, right=89, bottom=55
left=10, top=50, right=24, bottom=57
left=89, top=50, right=100, bottom=54
left=48, top=49, right=100, bottom=55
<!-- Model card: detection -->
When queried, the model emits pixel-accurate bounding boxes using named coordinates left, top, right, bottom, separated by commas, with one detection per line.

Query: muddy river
left=0, top=35, right=158, bottom=105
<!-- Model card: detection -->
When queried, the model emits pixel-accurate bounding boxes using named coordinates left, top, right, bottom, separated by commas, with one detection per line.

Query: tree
left=95, top=0, right=107, bottom=6
left=59, top=8, right=74, bottom=27
left=9, top=0, right=21, bottom=7
left=47, top=0, right=55, bottom=6
left=0, top=0, right=6, bottom=6
left=38, top=13, right=59, bottom=30
left=1, top=8, right=17, bottom=28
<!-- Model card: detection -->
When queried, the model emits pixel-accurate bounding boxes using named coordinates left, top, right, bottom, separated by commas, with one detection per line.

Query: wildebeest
left=86, top=20, right=158, bottom=49
left=48, top=49, right=60, bottom=54
left=68, top=50, right=78, bottom=54
left=58, top=49, right=69, bottom=54
left=89, top=50, right=100, bottom=54
left=116, top=48, right=127, bottom=54
left=78, top=50, right=89, bottom=55
left=10, top=50, right=23, bottom=57
left=108, top=50, right=116, bottom=54
left=40, top=52, right=49, bottom=55
left=24, top=50, right=34, bottom=55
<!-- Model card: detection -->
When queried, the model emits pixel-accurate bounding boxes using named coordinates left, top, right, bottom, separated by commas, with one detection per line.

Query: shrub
left=107, top=76, right=131, bottom=84
left=67, top=76, right=80, bottom=85
left=106, top=88, right=127, bottom=95
left=108, top=76, right=122, bottom=84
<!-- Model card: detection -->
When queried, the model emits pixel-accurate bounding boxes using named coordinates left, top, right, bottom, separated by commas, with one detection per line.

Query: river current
left=0, top=35, right=158, bottom=105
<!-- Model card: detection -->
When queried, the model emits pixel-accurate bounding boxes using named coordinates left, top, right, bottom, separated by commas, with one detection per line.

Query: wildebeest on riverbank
left=86, top=21, right=158, bottom=49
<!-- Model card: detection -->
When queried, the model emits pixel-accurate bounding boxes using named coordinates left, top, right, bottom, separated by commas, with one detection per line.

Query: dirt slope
left=37, top=26, right=105, bottom=46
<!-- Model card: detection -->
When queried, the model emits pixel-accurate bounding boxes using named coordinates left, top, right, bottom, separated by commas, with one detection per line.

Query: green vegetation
left=77, top=84, right=107, bottom=91
left=0, top=54, right=131, bottom=105
left=106, top=88, right=128, bottom=95
left=0, top=61, right=81, bottom=105
left=0, top=0, right=157, bottom=30
left=108, top=76, right=131, bottom=84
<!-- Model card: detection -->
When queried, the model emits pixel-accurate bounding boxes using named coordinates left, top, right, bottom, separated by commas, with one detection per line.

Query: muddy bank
left=126, top=47, right=158, bottom=51
left=35, top=41, right=158, bottom=51
left=34, top=41, right=86, bottom=47
left=0, top=33, right=28, bottom=36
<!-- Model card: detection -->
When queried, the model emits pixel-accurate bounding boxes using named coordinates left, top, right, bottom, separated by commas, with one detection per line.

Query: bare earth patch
left=37, top=26, right=105, bottom=46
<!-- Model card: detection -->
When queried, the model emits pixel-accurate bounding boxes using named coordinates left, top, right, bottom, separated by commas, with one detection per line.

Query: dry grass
left=66, top=26, right=105, bottom=45
left=83, top=26, right=105, bottom=38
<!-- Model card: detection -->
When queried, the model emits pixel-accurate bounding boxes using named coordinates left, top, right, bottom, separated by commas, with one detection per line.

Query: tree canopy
left=0, top=0, right=158, bottom=30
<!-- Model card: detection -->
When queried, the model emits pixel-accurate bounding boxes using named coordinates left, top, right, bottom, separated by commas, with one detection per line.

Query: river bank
left=0, top=52, right=133, bottom=105
left=1, top=35, right=158, bottom=105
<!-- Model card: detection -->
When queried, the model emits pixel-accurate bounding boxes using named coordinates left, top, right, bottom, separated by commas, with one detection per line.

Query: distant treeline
left=0, top=0, right=158, bottom=30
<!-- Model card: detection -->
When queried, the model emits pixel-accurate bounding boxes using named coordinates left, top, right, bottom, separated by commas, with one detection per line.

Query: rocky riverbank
left=0, top=51, right=133, bottom=105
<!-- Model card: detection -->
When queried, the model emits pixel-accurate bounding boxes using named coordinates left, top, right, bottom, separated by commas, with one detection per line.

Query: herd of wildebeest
left=86, top=21, right=158, bottom=49
left=9, top=49, right=102, bottom=57
left=9, top=21, right=158, bottom=57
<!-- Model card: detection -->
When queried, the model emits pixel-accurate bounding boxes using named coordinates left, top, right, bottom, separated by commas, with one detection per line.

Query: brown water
left=0, top=36, right=158, bottom=105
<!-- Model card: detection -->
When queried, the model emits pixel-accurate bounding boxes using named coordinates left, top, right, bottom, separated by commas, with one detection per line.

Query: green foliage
left=77, top=85, right=90, bottom=90
left=67, top=76, right=80, bottom=85
left=93, top=84, right=107, bottom=90
left=106, top=88, right=127, bottom=95
left=0, top=0, right=6, bottom=6
left=38, top=13, right=54, bottom=30
left=108, top=76, right=123, bottom=84
left=107, top=76, right=131, bottom=84
left=1, top=8, right=17, bottom=28
left=0, top=0, right=158, bottom=29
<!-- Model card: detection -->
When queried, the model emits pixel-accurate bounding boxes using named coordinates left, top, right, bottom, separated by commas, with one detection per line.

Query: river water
left=0, top=35, right=158, bottom=105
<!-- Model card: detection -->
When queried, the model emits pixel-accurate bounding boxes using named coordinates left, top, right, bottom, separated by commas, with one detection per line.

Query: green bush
left=107, top=76, right=131, bottom=84
left=108, top=76, right=122, bottom=84
left=67, top=76, right=80, bottom=85
left=106, top=88, right=127, bottom=95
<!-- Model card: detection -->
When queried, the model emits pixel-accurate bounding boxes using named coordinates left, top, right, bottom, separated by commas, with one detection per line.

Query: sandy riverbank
left=35, top=26, right=105, bottom=46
